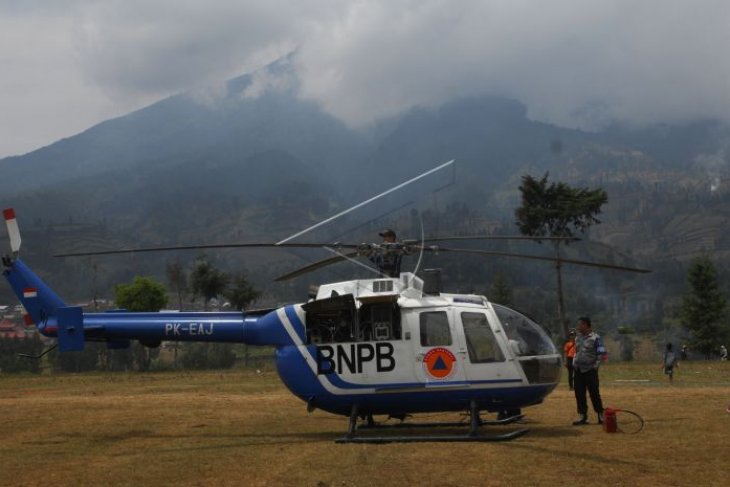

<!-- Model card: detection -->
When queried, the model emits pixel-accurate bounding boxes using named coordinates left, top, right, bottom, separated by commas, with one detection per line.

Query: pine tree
left=515, top=173, right=607, bottom=338
left=190, top=255, right=230, bottom=310
left=224, top=272, right=261, bottom=310
left=489, top=273, right=514, bottom=307
left=114, top=276, right=168, bottom=370
left=679, top=255, right=728, bottom=358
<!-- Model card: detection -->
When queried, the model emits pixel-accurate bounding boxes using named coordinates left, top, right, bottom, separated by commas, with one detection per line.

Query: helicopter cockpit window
left=492, top=304, right=561, bottom=384
left=492, top=304, right=558, bottom=357
left=461, top=312, right=505, bottom=363
left=419, top=311, right=452, bottom=347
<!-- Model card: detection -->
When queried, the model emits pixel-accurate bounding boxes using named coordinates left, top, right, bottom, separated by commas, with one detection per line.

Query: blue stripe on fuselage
left=284, top=306, right=307, bottom=343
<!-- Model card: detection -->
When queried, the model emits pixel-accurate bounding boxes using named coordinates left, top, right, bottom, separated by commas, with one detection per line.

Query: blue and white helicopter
left=1, top=165, right=649, bottom=443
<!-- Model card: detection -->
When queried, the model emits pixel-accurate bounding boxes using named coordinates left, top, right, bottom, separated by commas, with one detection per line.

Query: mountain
left=0, top=57, right=370, bottom=199
left=2, top=58, right=730, bottom=333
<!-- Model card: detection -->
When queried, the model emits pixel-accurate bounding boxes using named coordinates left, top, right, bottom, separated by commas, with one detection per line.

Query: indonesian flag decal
left=23, top=287, right=38, bottom=298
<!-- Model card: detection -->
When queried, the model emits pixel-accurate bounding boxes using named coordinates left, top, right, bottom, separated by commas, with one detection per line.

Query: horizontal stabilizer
left=57, top=306, right=85, bottom=352
left=3, top=208, right=21, bottom=253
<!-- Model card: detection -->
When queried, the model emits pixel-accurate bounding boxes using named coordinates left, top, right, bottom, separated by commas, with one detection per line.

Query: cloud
left=74, top=1, right=311, bottom=99
left=1, top=0, right=730, bottom=157
left=295, top=0, right=730, bottom=130
left=0, top=5, right=112, bottom=156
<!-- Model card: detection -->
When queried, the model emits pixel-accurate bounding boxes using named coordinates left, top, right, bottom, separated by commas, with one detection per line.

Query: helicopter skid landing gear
left=335, top=401, right=529, bottom=444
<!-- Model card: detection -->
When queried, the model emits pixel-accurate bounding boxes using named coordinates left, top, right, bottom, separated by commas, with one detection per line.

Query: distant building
left=0, top=318, right=28, bottom=339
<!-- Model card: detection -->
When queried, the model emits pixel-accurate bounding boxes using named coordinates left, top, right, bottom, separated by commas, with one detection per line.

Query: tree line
left=3, top=173, right=729, bottom=373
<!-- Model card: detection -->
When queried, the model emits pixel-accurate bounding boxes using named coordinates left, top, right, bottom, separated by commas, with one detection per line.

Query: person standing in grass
left=662, top=343, right=679, bottom=383
left=572, top=316, right=606, bottom=426
left=563, top=330, right=576, bottom=390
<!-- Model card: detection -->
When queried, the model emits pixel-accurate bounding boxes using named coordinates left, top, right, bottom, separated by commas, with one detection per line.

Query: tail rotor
left=3, top=208, right=22, bottom=256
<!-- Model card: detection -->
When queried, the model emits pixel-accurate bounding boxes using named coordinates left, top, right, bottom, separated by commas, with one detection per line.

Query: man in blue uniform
left=572, top=316, right=606, bottom=425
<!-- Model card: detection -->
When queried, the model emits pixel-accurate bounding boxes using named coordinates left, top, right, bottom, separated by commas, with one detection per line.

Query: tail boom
left=2, top=256, right=275, bottom=351
left=2, top=208, right=289, bottom=352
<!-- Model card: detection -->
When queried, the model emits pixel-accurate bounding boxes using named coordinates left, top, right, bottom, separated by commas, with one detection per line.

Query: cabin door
left=457, top=310, right=522, bottom=384
left=412, top=308, right=467, bottom=384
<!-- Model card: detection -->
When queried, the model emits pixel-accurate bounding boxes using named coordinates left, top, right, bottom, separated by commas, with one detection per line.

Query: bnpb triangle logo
left=423, top=347, right=457, bottom=380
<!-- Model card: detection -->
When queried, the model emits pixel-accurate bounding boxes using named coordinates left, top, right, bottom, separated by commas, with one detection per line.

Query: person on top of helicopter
left=370, top=228, right=403, bottom=277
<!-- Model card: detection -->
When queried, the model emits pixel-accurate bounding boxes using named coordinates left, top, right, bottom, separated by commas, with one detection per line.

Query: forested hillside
left=2, top=60, right=730, bottom=337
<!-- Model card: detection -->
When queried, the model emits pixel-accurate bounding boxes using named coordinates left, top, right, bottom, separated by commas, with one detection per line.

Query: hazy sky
left=1, top=0, right=729, bottom=158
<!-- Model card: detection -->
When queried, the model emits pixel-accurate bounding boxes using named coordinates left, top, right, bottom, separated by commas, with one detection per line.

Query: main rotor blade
left=55, top=242, right=360, bottom=258
left=423, top=235, right=580, bottom=243
left=276, top=159, right=455, bottom=244
left=425, top=246, right=651, bottom=273
left=274, top=251, right=360, bottom=282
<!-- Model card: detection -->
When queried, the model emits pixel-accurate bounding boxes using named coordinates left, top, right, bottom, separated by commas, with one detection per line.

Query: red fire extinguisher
left=603, top=408, right=617, bottom=433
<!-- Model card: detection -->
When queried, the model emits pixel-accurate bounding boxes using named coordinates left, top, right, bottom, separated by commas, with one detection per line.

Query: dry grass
left=1, top=361, right=729, bottom=487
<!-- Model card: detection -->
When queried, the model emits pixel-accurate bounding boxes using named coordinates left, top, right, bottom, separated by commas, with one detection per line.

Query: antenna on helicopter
left=408, top=213, right=427, bottom=287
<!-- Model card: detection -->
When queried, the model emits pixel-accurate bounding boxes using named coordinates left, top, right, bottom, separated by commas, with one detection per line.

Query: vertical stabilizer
left=2, top=208, right=67, bottom=331
left=4, top=258, right=67, bottom=329
left=57, top=306, right=85, bottom=351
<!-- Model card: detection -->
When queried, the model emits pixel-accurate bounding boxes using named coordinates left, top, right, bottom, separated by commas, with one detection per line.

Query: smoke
left=694, top=135, right=730, bottom=193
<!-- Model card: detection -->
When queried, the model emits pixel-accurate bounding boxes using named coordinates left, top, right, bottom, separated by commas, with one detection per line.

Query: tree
left=515, top=173, right=607, bottom=337
left=114, top=276, right=169, bottom=312
left=224, top=272, right=261, bottom=310
left=488, top=272, right=514, bottom=307
left=165, top=260, right=188, bottom=367
left=679, top=255, right=728, bottom=358
left=114, top=276, right=168, bottom=370
left=166, top=260, right=188, bottom=309
left=223, top=271, right=261, bottom=368
left=190, top=255, right=230, bottom=310
left=616, top=326, right=635, bottom=361
left=185, top=256, right=232, bottom=369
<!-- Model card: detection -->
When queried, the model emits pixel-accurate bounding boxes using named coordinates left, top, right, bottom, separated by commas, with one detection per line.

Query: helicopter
left=1, top=162, right=650, bottom=443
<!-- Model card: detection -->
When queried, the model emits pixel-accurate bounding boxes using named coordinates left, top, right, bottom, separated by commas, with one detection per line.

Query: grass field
left=1, top=361, right=729, bottom=487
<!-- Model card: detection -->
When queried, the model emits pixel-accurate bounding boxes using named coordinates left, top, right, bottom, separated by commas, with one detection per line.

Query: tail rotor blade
left=3, top=208, right=21, bottom=254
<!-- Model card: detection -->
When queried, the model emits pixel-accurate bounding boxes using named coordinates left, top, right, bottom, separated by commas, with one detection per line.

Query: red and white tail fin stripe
left=3, top=208, right=22, bottom=253
left=22, top=290, right=38, bottom=327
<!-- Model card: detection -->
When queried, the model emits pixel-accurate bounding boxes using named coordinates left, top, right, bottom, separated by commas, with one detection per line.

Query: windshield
left=493, top=304, right=561, bottom=385
left=492, top=304, right=558, bottom=357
